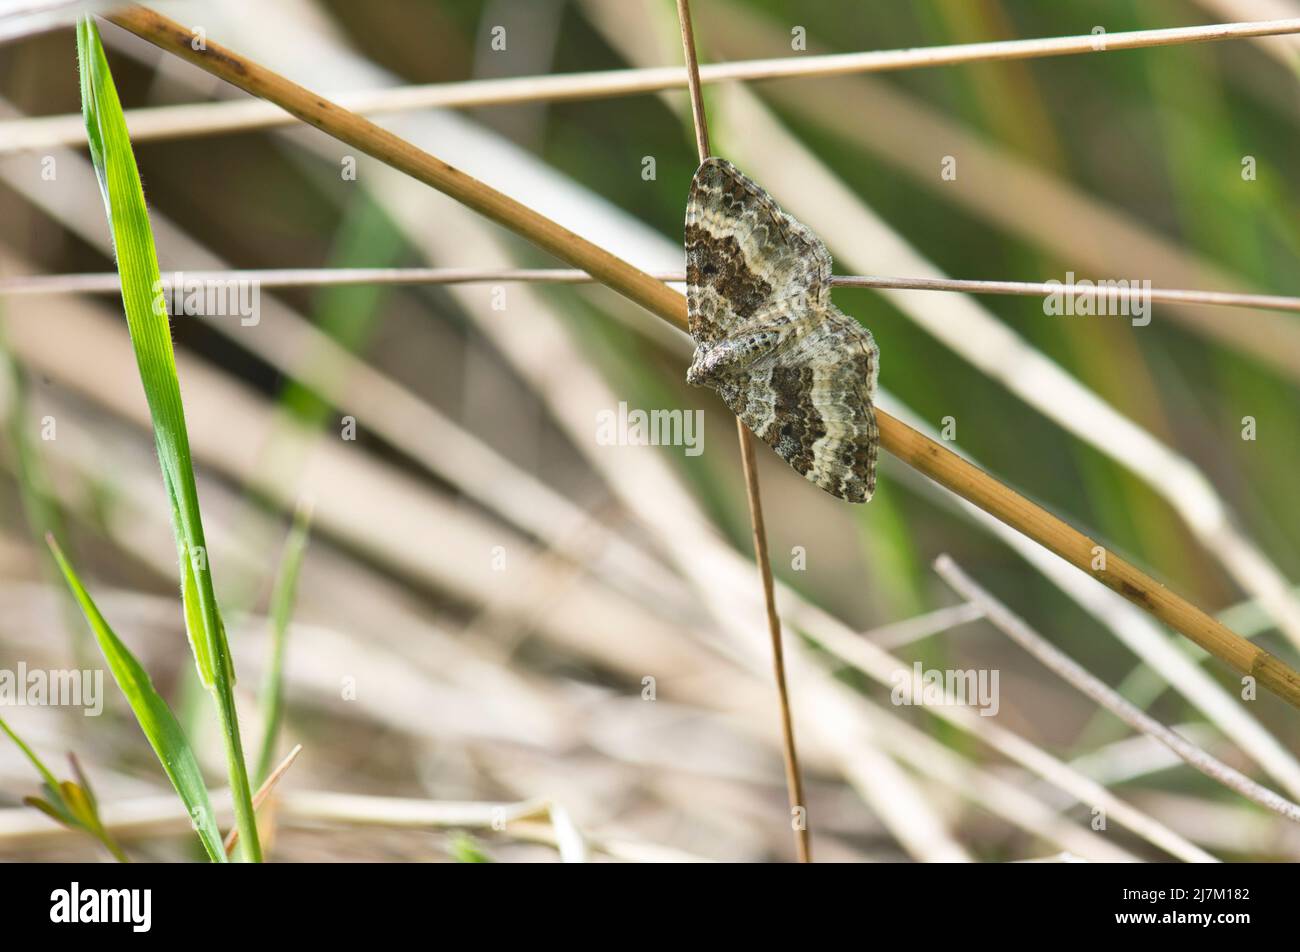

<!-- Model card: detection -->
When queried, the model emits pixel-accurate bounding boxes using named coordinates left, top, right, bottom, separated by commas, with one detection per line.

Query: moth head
left=685, top=354, right=711, bottom=387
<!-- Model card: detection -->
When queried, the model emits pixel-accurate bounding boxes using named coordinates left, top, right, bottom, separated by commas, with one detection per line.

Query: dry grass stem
left=934, top=557, right=1300, bottom=825
left=862, top=602, right=987, bottom=650
left=5, top=18, right=1300, bottom=152
left=798, top=607, right=1218, bottom=861
left=7, top=268, right=1300, bottom=315
left=676, top=0, right=810, bottom=863
left=223, top=743, right=303, bottom=856
left=882, top=405, right=1300, bottom=801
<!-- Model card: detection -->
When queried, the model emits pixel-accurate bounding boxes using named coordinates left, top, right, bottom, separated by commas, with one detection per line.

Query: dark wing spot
left=763, top=365, right=826, bottom=476
left=685, top=224, right=773, bottom=321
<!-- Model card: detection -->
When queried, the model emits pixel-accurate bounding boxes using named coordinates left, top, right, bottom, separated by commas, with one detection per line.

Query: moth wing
left=685, top=157, right=831, bottom=346
left=720, top=304, right=879, bottom=503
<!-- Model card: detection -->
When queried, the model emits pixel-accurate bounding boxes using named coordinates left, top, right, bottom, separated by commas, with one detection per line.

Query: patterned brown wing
left=685, top=157, right=831, bottom=345
left=721, top=301, right=879, bottom=503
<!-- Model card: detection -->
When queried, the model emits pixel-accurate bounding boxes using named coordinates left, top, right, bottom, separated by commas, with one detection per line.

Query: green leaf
left=1, top=718, right=130, bottom=861
left=76, top=15, right=260, bottom=861
left=255, top=501, right=312, bottom=785
left=23, top=797, right=68, bottom=825
left=46, top=536, right=227, bottom=863
left=78, top=18, right=221, bottom=690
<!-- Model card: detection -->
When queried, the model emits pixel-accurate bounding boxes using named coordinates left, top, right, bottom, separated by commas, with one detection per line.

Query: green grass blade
left=0, top=715, right=63, bottom=794
left=254, top=501, right=312, bottom=785
left=0, top=318, right=89, bottom=662
left=75, top=15, right=260, bottom=861
left=448, top=832, right=493, bottom=863
left=78, top=19, right=218, bottom=690
left=42, top=538, right=228, bottom=862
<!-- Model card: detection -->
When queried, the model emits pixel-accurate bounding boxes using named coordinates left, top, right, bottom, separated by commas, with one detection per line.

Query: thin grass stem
left=6, top=18, right=1300, bottom=152
left=224, top=743, right=303, bottom=857
left=676, top=0, right=810, bottom=863
left=7, top=268, right=1300, bottom=315
left=934, top=555, right=1300, bottom=825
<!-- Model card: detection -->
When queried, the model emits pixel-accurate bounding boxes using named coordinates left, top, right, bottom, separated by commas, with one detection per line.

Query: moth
left=685, top=157, right=880, bottom=503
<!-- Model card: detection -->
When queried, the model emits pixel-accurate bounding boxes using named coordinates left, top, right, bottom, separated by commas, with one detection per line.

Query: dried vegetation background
left=1, top=0, right=1299, bottom=861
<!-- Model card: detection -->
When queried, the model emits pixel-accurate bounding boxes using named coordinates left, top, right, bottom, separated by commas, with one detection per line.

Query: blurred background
left=0, top=0, right=1298, bottom=861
